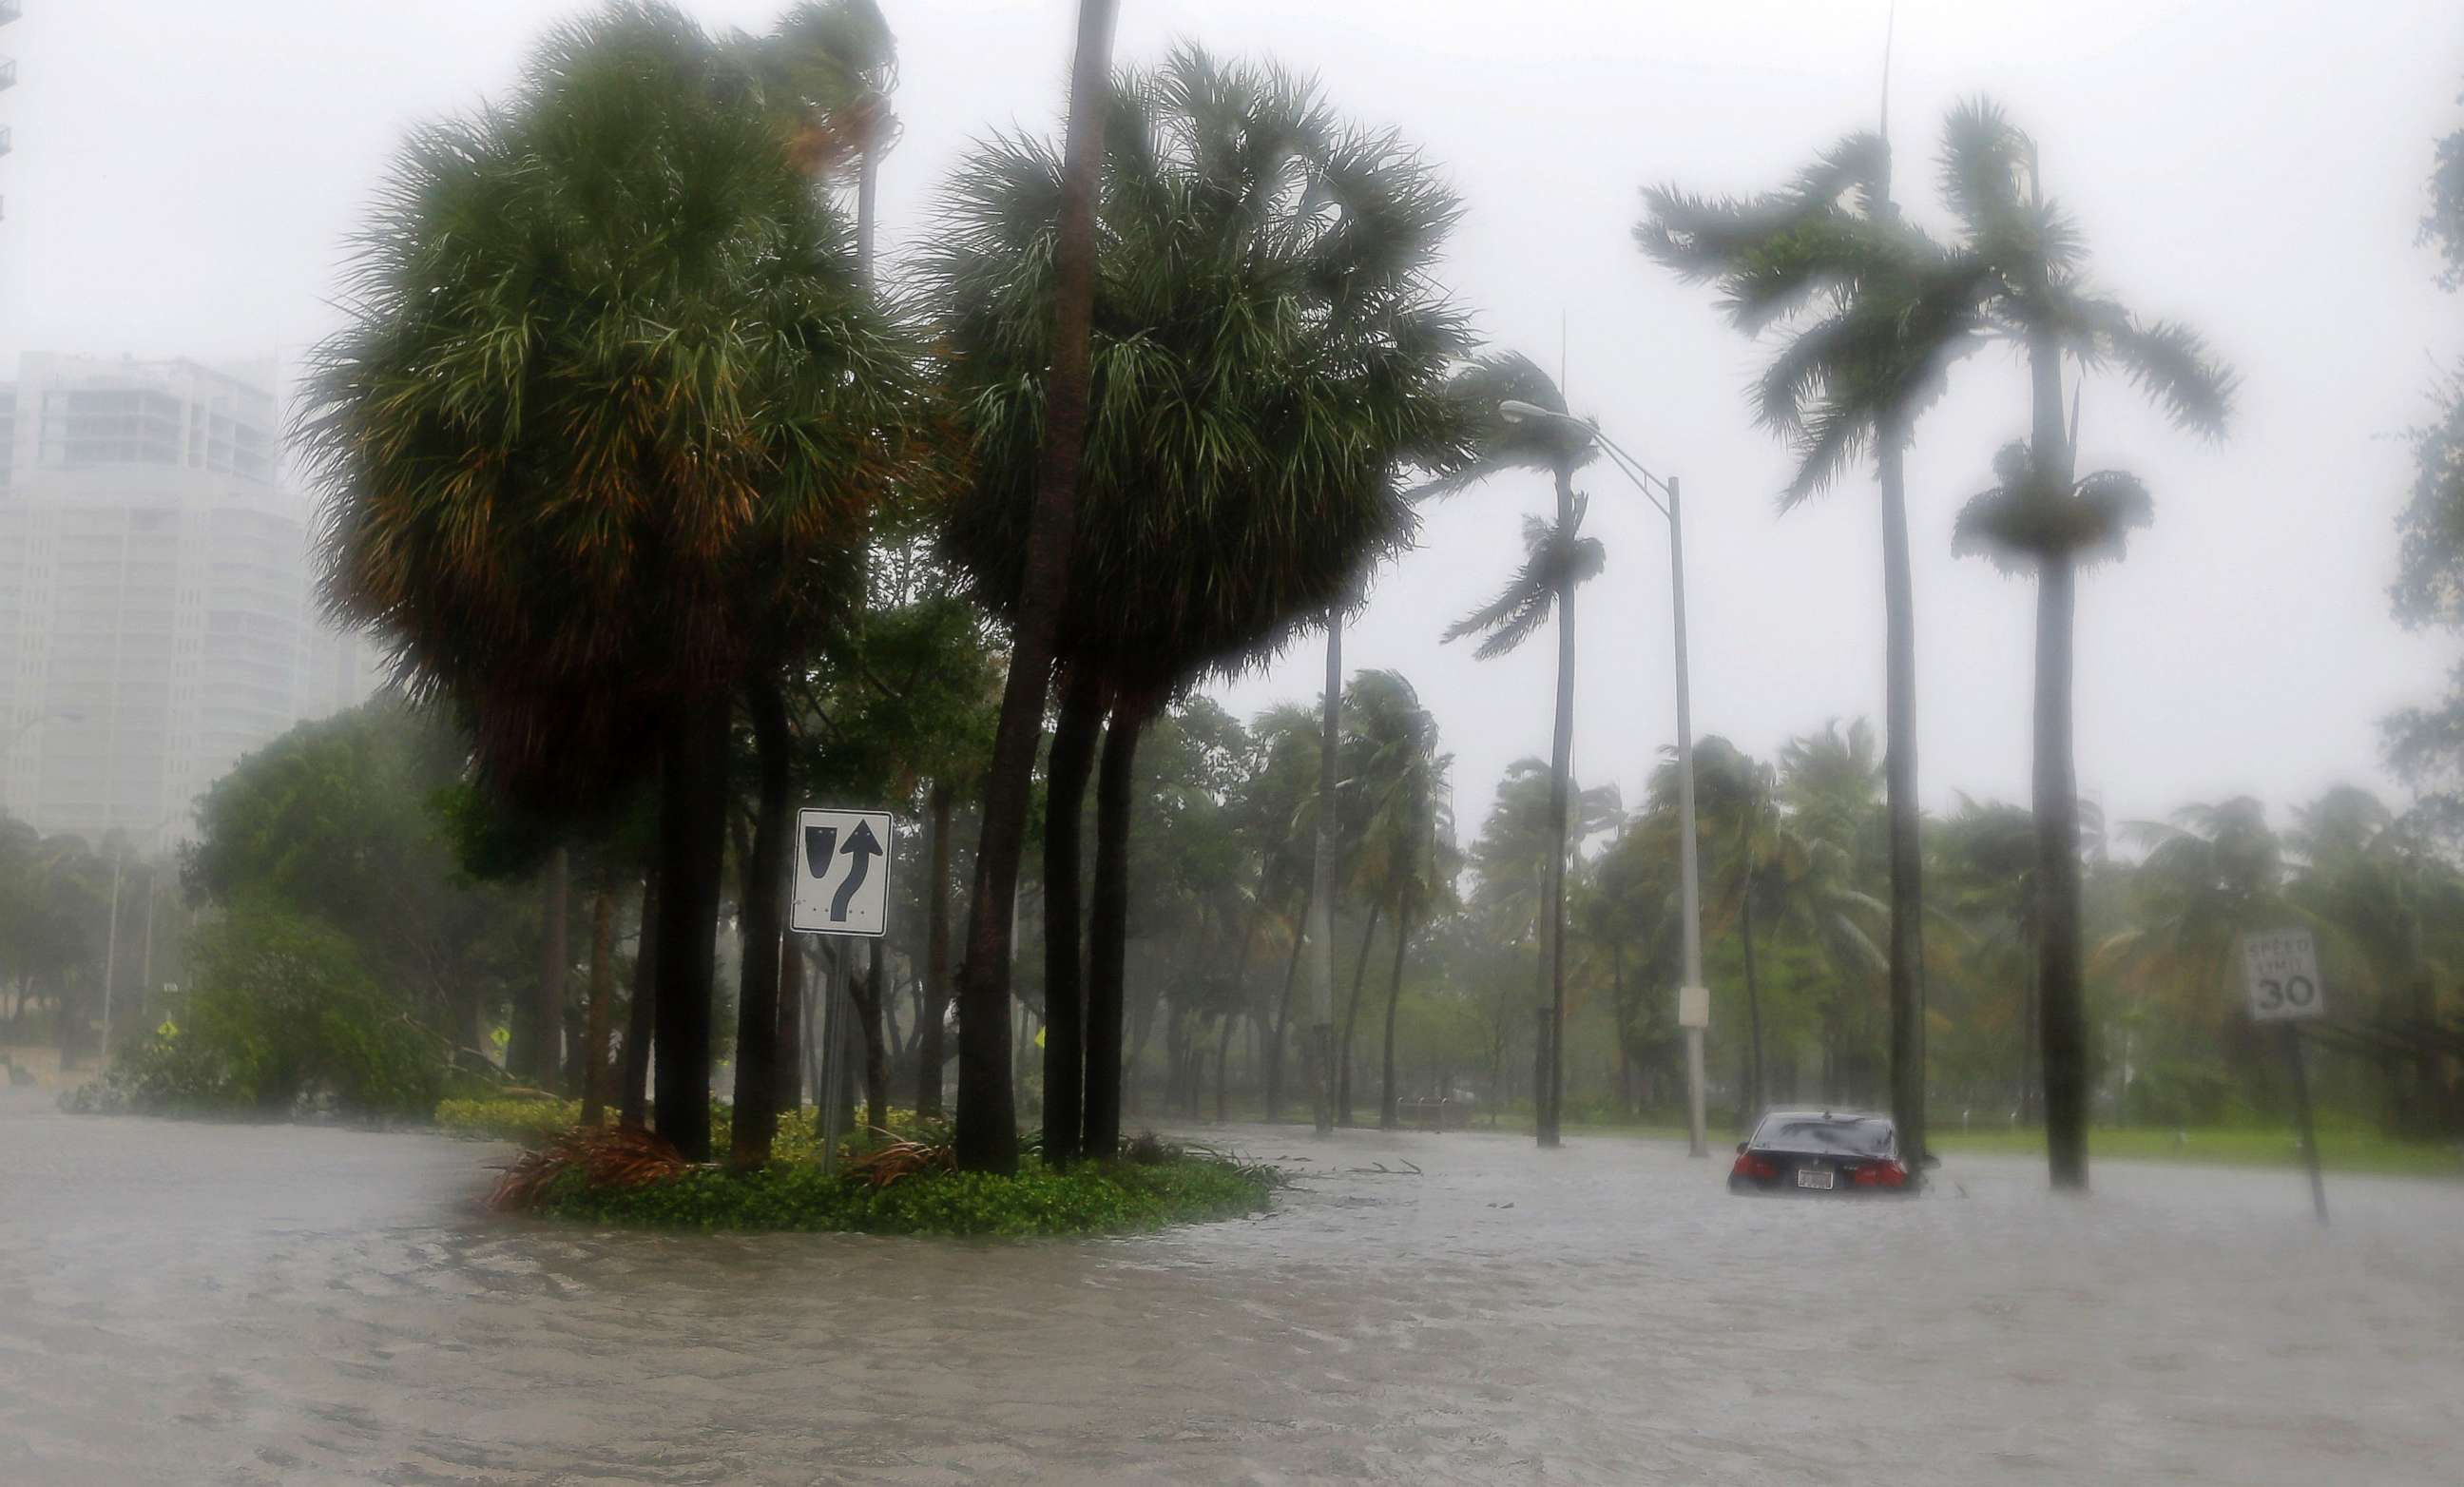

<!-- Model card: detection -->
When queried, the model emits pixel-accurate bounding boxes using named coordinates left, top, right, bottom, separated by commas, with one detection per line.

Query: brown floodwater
left=3, top=1085, right=2459, bottom=1485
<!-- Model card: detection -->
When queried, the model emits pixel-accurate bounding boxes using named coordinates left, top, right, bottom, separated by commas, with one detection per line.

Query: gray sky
left=5, top=0, right=2457, bottom=840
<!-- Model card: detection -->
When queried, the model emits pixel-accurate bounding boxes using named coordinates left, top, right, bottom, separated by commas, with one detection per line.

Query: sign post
left=2240, top=928, right=2328, bottom=1224
left=795, top=809, right=894, bottom=1172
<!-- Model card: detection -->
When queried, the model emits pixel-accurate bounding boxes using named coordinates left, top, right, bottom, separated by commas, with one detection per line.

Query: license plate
left=1796, top=1167, right=1835, bottom=1190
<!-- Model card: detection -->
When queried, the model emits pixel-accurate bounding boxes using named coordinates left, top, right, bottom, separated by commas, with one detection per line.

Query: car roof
left=1757, top=1110, right=1893, bottom=1126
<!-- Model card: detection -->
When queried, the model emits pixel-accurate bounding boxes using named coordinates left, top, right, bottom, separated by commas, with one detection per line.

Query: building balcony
left=0, top=126, right=11, bottom=159
left=0, top=57, right=14, bottom=92
left=0, top=2, right=20, bottom=27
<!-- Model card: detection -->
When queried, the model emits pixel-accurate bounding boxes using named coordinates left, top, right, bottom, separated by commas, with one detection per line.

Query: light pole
left=1499, top=400, right=1709, bottom=1158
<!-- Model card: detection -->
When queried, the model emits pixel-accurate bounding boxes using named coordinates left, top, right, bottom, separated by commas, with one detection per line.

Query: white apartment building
left=0, top=353, right=380, bottom=848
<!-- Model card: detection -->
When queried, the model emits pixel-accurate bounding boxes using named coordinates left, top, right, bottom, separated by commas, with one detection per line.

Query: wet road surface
left=3, top=1086, right=2459, bottom=1485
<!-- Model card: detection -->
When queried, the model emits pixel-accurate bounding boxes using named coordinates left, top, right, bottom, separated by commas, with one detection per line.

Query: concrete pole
left=1670, top=478, right=1708, bottom=1159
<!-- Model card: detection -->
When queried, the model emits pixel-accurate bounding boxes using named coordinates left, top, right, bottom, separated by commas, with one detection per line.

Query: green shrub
left=69, top=901, right=442, bottom=1119
left=529, top=1152, right=1280, bottom=1237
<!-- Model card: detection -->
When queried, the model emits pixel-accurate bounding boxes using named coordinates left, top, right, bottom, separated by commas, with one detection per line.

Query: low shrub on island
left=489, top=1124, right=1281, bottom=1238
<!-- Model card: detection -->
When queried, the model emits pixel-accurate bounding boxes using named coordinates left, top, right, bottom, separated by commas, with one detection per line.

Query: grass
left=525, top=1149, right=1281, bottom=1237
left=1929, top=1123, right=2464, bottom=1179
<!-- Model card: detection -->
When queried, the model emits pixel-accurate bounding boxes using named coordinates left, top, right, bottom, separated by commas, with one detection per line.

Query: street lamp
left=1499, top=398, right=1710, bottom=1159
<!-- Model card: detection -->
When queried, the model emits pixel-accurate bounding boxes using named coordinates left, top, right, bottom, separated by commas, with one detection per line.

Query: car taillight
left=1731, top=1152, right=1779, bottom=1180
left=1851, top=1160, right=1908, bottom=1188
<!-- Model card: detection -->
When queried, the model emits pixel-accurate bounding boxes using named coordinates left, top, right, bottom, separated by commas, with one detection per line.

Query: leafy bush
left=68, top=901, right=442, bottom=1119
left=525, top=1151, right=1280, bottom=1237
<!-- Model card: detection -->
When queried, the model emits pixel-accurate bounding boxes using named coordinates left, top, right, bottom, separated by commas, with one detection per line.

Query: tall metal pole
left=1668, top=477, right=1708, bottom=1158
left=101, top=849, right=124, bottom=1066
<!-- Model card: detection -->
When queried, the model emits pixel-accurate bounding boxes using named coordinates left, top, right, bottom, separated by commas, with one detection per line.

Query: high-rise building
left=0, top=353, right=377, bottom=847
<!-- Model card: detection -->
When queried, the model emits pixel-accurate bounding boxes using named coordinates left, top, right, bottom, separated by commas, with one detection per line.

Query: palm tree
left=1425, top=353, right=1600, bottom=1148
left=1334, top=671, right=1451, bottom=1125
left=1651, top=737, right=1780, bottom=1124
left=299, top=4, right=916, bottom=1161
left=1642, top=134, right=1992, bottom=1163
left=936, top=0, right=1118, bottom=1175
left=1468, top=757, right=1621, bottom=1122
left=1940, top=99, right=2236, bottom=1188
left=930, top=48, right=1469, bottom=1160
left=1243, top=703, right=1326, bottom=1122
left=1935, top=794, right=2044, bottom=1117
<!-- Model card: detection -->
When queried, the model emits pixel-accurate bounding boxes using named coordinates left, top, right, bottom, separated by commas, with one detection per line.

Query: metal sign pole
left=2281, top=1023, right=2328, bottom=1225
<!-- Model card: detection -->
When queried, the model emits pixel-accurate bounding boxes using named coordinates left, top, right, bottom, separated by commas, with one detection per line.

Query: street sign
left=791, top=807, right=894, bottom=937
left=1676, top=984, right=1709, bottom=1030
left=2241, top=928, right=2323, bottom=1022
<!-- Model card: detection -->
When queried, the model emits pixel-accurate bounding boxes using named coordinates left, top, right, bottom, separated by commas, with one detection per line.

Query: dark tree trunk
left=580, top=885, right=616, bottom=1127
left=1084, top=694, right=1149, bottom=1161
left=653, top=702, right=730, bottom=1162
left=1540, top=459, right=1577, bottom=1148
left=730, top=674, right=793, bottom=1165
left=1337, top=902, right=1382, bottom=1125
left=775, top=927, right=804, bottom=1115
left=1264, top=876, right=1311, bottom=1122
left=1379, top=896, right=1413, bottom=1129
left=1877, top=419, right=1928, bottom=1169
left=525, top=847, right=568, bottom=1087
left=916, top=781, right=954, bottom=1119
left=1041, top=667, right=1105, bottom=1167
left=1740, top=880, right=1763, bottom=1132
left=857, top=937, right=891, bottom=1137
left=1214, top=1012, right=1235, bottom=1123
left=951, top=0, right=1117, bottom=1175
left=620, top=872, right=658, bottom=1130
left=1308, top=612, right=1342, bottom=1136
left=2036, top=552, right=2089, bottom=1188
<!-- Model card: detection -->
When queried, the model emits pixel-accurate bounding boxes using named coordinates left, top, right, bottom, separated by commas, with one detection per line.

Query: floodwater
left=3, top=1088, right=2459, bottom=1486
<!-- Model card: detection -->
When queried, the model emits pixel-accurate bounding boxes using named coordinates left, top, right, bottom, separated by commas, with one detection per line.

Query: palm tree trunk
left=2036, top=552, right=2089, bottom=1188
left=1265, top=875, right=1311, bottom=1122
left=1877, top=421, right=1929, bottom=1168
left=2023, top=329, right=2089, bottom=1190
left=1541, top=461, right=1577, bottom=1148
left=916, top=781, right=954, bottom=1118
left=1379, top=895, right=1413, bottom=1129
left=620, top=871, right=657, bottom=1130
left=1085, top=692, right=1150, bottom=1160
left=1337, top=900, right=1382, bottom=1125
left=1741, top=880, right=1763, bottom=1131
left=527, top=847, right=568, bottom=1087
left=580, top=885, right=616, bottom=1127
left=653, top=703, right=730, bottom=1162
left=730, top=674, right=793, bottom=1165
left=951, top=0, right=1117, bottom=1175
left=1307, top=612, right=1342, bottom=1136
left=1214, top=1012, right=1236, bottom=1122
left=1041, top=666, right=1105, bottom=1166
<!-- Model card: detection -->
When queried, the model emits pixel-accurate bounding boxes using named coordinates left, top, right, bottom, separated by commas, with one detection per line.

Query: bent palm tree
left=301, top=4, right=915, bottom=1162
left=1428, top=353, right=1606, bottom=1147
left=1642, top=133, right=1991, bottom=1164
left=1941, top=98, right=2235, bottom=1188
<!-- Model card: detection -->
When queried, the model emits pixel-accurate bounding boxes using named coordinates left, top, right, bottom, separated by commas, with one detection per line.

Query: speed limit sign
left=2241, top=928, right=2324, bottom=1022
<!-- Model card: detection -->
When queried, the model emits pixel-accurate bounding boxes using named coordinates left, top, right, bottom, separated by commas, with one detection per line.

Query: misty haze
left=3, top=1, right=2462, bottom=1483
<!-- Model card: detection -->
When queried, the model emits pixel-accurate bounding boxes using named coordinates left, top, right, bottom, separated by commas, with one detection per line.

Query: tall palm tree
left=1340, top=671, right=1453, bottom=1130
left=1642, top=135, right=1992, bottom=1163
left=299, top=4, right=916, bottom=1162
left=938, top=0, right=1118, bottom=1175
left=1424, top=354, right=1600, bottom=1148
left=930, top=48, right=1469, bottom=1160
left=1940, top=99, right=2236, bottom=1188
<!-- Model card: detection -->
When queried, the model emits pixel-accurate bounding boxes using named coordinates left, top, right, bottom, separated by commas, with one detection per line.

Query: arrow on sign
left=831, top=820, right=883, bottom=923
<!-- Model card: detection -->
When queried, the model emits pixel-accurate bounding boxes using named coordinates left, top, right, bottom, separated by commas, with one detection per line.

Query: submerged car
left=1727, top=1110, right=1918, bottom=1194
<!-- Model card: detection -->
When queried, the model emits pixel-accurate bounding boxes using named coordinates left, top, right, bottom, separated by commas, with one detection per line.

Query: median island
left=452, top=1100, right=1282, bottom=1238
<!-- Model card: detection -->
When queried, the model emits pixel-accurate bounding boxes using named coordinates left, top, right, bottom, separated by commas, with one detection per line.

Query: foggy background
left=5, top=0, right=2455, bottom=838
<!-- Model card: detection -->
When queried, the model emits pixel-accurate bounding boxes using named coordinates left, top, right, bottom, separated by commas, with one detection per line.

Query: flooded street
left=3, top=1087, right=2459, bottom=1485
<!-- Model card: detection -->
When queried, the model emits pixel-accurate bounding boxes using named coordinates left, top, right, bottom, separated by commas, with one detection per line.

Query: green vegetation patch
left=528, top=1150, right=1280, bottom=1237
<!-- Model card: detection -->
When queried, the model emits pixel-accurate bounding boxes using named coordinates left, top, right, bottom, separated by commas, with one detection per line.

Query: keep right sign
left=2241, top=927, right=2324, bottom=1022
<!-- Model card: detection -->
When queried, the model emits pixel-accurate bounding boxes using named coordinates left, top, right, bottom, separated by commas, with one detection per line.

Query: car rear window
left=1753, top=1117, right=1895, bottom=1156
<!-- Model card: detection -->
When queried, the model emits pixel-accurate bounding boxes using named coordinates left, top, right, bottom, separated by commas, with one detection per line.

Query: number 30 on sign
left=2240, top=928, right=2323, bottom=1022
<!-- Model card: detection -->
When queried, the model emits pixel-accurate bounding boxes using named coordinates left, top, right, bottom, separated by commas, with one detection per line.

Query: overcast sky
left=4, top=0, right=2457, bottom=842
